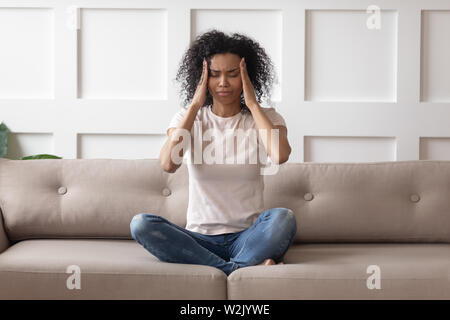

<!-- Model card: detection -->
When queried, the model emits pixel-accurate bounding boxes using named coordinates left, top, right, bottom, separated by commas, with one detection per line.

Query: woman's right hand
left=191, top=58, right=208, bottom=109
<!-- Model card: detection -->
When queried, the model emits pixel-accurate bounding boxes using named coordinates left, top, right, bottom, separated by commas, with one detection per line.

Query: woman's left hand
left=240, top=57, right=258, bottom=110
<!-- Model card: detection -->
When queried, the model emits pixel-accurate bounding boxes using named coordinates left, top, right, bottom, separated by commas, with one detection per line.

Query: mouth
left=217, top=91, right=232, bottom=96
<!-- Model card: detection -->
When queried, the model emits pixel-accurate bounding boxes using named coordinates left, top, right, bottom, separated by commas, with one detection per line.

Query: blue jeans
left=129, top=207, right=297, bottom=276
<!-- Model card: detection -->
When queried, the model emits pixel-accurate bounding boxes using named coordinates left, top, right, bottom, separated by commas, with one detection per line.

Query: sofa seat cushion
left=0, top=239, right=227, bottom=300
left=228, top=243, right=450, bottom=299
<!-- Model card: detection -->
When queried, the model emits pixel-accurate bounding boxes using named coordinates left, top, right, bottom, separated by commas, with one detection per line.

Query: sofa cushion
left=0, top=208, right=9, bottom=254
left=0, top=158, right=189, bottom=241
left=1, top=159, right=450, bottom=243
left=263, top=160, right=450, bottom=242
left=0, top=239, right=227, bottom=299
left=227, top=243, right=450, bottom=299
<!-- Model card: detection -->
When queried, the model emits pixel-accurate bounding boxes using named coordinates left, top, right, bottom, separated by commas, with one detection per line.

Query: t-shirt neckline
left=208, top=104, right=243, bottom=120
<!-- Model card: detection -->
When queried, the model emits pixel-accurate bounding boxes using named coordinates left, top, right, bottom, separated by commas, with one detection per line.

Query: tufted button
left=304, top=192, right=314, bottom=201
left=162, top=187, right=171, bottom=197
left=410, top=194, right=420, bottom=202
left=58, top=186, right=67, bottom=195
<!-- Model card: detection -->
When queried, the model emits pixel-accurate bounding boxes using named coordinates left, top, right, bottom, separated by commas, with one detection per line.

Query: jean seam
left=141, top=214, right=197, bottom=241
left=195, top=234, right=226, bottom=246
left=154, top=216, right=222, bottom=247
left=229, top=261, right=240, bottom=274
left=231, top=221, right=261, bottom=262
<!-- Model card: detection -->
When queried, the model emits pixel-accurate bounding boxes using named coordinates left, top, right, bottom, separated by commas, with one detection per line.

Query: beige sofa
left=0, top=158, right=449, bottom=300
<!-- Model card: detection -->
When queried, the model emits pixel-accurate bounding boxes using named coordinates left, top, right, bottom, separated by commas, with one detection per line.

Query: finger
left=202, top=59, right=208, bottom=87
left=240, top=58, right=249, bottom=78
left=240, top=58, right=245, bottom=72
left=200, top=60, right=205, bottom=84
left=240, top=57, right=246, bottom=68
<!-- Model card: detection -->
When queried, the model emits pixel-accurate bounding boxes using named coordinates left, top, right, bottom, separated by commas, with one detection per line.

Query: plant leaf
left=21, top=154, right=62, bottom=160
left=0, top=122, right=9, bottom=158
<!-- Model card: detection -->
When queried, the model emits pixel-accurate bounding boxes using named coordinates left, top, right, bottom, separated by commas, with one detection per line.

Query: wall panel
left=0, top=0, right=449, bottom=163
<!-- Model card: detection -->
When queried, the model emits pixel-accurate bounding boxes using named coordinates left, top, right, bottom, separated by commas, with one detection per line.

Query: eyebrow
left=210, top=68, right=239, bottom=73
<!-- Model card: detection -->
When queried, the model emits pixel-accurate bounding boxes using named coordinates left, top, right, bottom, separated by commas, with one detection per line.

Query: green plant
left=0, top=122, right=8, bottom=158
left=21, top=154, right=62, bottom=160
left=0, top=121, right=62, bottom=160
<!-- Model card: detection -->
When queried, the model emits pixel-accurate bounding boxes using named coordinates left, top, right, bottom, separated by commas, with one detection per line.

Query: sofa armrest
left=0, top=207, right=9, bottom=254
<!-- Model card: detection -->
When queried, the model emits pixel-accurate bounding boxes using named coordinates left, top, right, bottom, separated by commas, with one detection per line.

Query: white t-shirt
left=166, top=104, right=287, bottom=235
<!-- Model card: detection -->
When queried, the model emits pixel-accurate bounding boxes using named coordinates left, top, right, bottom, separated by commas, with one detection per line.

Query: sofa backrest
left=0, top=158, right=449, bottom=243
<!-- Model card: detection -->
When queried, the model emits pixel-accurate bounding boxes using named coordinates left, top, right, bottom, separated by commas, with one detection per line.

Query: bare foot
left=258, top=258, right=276, bottom=266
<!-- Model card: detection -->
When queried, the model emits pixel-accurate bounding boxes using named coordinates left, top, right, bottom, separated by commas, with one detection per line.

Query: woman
left=130, top=30, right=297, bottom=276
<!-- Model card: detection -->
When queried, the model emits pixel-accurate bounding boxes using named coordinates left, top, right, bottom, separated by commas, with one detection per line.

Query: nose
left=218, top=75, right=230, bottom=87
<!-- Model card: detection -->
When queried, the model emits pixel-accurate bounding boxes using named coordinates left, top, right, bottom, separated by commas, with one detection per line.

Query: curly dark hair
left=174, top=29, right=276, bottom=112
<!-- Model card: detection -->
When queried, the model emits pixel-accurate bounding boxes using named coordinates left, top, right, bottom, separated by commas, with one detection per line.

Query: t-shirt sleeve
left=166, top=107, right=188, bottom=134
left=166, top=107, right=191, bottom=161
left=263, top=107, right=287, bottom=127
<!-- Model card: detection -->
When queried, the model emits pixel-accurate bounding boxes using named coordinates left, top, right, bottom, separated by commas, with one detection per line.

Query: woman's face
left=207, top=53, right=243, bottom=105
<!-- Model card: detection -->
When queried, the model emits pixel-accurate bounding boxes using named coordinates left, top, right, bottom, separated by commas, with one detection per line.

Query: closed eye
left=211, top=73, right=239, bottom=77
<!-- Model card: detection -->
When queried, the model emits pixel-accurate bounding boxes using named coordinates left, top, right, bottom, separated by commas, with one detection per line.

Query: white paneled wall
left=421, top=10, right=450, bottom=102
left=0, top=0, right=449, bottom=162
left=78, top=8, right=168, bottom=99
left=0, top=7, right=54, bottom=98
left=305, top=9, right=398, bottom=102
